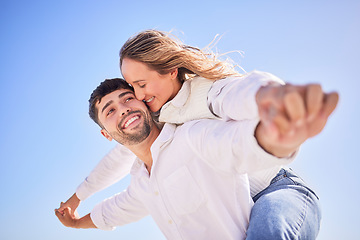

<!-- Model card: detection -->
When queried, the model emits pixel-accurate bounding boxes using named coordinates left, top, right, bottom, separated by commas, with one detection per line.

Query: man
left=55, top=78, right=331, bottom=239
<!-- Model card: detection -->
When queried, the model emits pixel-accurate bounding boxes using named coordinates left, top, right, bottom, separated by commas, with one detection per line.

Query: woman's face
left=121, top=58, right=182, bottom=113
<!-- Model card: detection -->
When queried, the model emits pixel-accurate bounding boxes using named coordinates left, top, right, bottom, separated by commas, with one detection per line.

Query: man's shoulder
left=175, top=119, right=231, bottom=136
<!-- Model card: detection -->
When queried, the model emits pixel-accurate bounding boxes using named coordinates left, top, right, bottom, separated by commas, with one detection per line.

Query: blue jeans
left=246, top=168, right=322, bottom=240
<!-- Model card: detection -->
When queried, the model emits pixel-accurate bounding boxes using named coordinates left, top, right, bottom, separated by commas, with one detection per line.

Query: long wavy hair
left=119, top=30, right=242, bottom=82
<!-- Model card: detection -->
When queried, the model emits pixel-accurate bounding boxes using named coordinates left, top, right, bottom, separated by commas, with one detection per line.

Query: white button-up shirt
left=90, top=119, right=294, bottom=240
left=76, top=71, right=287, bottom=201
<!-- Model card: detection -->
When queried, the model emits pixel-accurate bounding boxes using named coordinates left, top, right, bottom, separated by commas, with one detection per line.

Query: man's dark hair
left=89, top=78, right=134, bottom=128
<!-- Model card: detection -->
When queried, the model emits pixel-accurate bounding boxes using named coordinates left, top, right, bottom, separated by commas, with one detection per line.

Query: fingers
left=55, top=198, right=80, bottom=219
left=258, top=83, right=338, bottom=138
left=55, top=205, right=69, bottom=216
left=55, top=202, right=70, bottom=217
left=284, top=91, right=305, bottom=125
left=57, top=202, right=64, bottom=209
left=55, top=207, right=66, bottom=224
left=322, top=92, right=339, bottom=118
left=64, top=206, right=76, bottom=218
left=306, top=84, right=323, bottom=121
left=56, top=202, right=65, bottom=214
left=272, top=110, right=291, bottom=134
left=256, top=84, right=287, bottom=110
left=259, top=84, right=306, bottom=134
left=55, top=209, right=63, bottom=218
left=55, top=207, right=71, bottom=219
left=55, top=207, right=74, bottom=228
left=271, top=89, right=306, bottom=134
left=275, top=84, right=336, bottom=127
left=306, top=92, right=338, bottom=138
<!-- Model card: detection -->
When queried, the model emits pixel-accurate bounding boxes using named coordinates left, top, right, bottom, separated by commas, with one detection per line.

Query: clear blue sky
left=1, top=0, right=359, bottom=239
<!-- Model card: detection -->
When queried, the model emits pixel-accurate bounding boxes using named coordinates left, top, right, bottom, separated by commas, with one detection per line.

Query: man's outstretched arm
left=57, top=144, right=136, bottom=217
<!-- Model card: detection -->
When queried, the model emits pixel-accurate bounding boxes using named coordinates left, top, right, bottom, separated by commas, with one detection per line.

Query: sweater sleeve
left=208, top=70, right=285, bottom=121
left=76, top=144, right=136, bottom=201
left=186, top=119, right=297, bottom=174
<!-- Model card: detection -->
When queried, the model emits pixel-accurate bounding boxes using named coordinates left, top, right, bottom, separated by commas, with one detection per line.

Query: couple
left=55, top=30, right=338, bottom=239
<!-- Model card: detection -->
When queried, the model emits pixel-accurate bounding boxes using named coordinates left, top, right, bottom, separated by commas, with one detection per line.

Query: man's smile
left=121, top=112, right=142, bottom=130
left=123, top=115, right=140, bottom=129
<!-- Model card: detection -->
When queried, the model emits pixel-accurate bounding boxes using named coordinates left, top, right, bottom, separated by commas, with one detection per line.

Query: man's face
left=96, top=89, right=153, bottom=146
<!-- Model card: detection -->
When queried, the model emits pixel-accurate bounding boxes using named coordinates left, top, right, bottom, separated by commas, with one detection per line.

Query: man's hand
left=56, top=193, right=81, bottom=218
left=55, top=206, right=79, bottom=228
left=255, top=83, right=339, bottom=157
left=55, top=205, right=97, bottom=229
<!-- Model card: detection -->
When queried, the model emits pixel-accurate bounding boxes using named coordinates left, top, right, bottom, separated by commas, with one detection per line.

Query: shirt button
left=154, top=191, right=159, bottom=196
left=168, top=220, right=173, bottom=224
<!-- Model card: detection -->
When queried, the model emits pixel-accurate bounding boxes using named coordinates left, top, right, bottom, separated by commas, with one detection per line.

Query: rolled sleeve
left=208, top=70, right=285, bottom=121
left=90, top=202, right=116, bottom=231
left=89, top=184, right=149, bottom=231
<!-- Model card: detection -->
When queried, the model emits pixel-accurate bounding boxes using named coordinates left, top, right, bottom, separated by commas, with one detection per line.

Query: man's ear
left=100, top=129, right=113, bottom=141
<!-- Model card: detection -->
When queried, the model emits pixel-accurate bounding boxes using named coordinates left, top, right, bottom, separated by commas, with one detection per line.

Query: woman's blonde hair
left=119, top=30, right=242, bottom=82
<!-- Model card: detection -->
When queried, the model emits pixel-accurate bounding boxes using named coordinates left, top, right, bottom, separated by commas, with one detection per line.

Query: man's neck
left=127, top=125, right=160, bottom=175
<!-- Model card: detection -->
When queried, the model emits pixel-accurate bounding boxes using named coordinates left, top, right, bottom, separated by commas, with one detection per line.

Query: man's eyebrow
left=101, top=100, right=114, bottom=114
left=118, top=91, right=134, bottom=99
left=101, top=91, right=135, bottom=114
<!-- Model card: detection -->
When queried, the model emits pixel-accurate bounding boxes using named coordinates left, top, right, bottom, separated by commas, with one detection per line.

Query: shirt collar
left=130, top=123, right=177, bottom=177
left=151, top=123, right=176, bottom=150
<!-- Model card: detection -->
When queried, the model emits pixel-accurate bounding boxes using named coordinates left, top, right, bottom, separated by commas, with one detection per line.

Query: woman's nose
left=135, top=89, right=145, bottom=101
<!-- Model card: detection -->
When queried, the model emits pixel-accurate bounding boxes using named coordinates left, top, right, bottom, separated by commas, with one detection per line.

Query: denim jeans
left=246, top=168, right=322, bottom=240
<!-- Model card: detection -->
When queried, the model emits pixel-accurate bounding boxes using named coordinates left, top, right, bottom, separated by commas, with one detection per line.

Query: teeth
left=124, top=116, right=140, bottom=128
left=146, top=97, right=154, bottom=103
